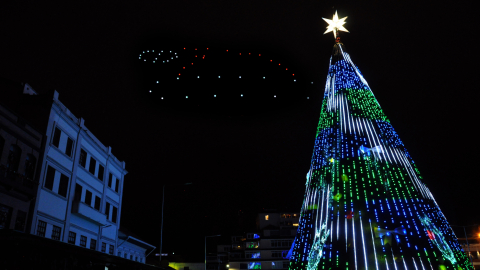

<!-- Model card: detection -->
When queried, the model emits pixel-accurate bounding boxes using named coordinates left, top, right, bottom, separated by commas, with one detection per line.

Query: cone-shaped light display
left=288, top=14, right=472, bottom=270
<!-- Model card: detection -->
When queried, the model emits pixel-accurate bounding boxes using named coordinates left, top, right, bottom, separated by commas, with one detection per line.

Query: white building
left=30, top=90, right=127, bottom=255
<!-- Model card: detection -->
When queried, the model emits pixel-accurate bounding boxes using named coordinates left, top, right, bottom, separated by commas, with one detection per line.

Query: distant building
left=0, top=100, right=43, bottom=233
left=458, top=237, right=480, bottom=269
left=227, top=211, right=299, bottom=270
left=117, top=227, right=157, bottom=263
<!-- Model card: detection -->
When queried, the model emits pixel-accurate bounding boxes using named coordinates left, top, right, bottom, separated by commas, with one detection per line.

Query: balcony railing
left=71, top=201, right=107, bottom=225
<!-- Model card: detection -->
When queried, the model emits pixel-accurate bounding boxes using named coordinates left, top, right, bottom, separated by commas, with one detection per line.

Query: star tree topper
left=323, top=11, right=349, bottom=39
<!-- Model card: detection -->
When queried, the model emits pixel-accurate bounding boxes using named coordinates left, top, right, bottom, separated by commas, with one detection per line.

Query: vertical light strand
left=369, top=219, right=379, bottom=270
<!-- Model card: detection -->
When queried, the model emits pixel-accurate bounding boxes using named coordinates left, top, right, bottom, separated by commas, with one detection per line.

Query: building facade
left=30, top=90, right=127, bottom=255
left=227, top=211, right=299, bottom=270
left=0, top=100, right=43, bottom=233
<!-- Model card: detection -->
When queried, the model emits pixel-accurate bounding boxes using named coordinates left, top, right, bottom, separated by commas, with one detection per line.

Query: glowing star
left=322, top=11, right=349, bottom=38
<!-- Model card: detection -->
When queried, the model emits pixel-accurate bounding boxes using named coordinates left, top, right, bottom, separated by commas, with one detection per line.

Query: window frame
left=51, top=225, right=62, bottom=240
left=68, top=231, right=76, bottom=244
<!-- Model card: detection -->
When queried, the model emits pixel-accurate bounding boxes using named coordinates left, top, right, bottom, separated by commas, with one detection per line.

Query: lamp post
left=160, top=182, right=192, bottom=263
left=205, top=235, right=221, bottom=270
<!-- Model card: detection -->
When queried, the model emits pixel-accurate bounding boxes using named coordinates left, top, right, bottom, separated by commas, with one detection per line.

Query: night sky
left=0, top=0, right=478, bottom=262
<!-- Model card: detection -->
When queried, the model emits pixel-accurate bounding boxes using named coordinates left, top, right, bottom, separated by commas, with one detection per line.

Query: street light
left=205, top=235, right=221, bottom=270
left=160, top=182, right=193, bottom=263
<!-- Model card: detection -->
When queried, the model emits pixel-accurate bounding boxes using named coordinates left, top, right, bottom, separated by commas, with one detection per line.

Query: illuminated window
left=293, top=223, right=299, bottom=226
left=265, top=215, right=269, bottom=220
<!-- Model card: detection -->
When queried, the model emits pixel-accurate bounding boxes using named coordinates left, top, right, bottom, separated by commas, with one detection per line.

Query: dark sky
left=0, top=0, right=478, bottom=262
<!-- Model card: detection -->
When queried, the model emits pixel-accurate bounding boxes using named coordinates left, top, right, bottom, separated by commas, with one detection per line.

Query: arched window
left=7, top=145, right=21, bottom=173
left=24, top=154, right=37, bottom=180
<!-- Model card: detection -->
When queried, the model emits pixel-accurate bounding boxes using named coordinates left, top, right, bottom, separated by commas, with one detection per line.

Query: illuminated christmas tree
left=288, top=12, right=472, bottom=270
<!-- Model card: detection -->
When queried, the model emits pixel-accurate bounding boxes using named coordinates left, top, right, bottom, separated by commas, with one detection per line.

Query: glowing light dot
left=178, top=73, right=181, bottom=76
left=241, top=94, right=243, bottom=97
left=274, top=95, right=276, bottom=98
left=286, top=68, right=288, bottom=70
left=292, top=74, right=295, bottom=76
left=147, top=50, right=149, bottom=52
left=239, top=76, right=241, bottom=78
left=139, top=57, right=141, bottom=59
left=278, top=63, right=281, bottom=65
left=226, top=50, right=228, bottom=52
left=195, top=48, right=197, bottom=50
left=207, top=48, right=209, bottom=50
left=218, top=76, right=221, bottom=78
left=195, top=55, right=197, bottom=57
left=169, top=51, right=172, bottom=53
left=270, top=60, right=272, bottom=62
left=186, top=96, right=188, bottom=98
left=249, top=53, right=251, bottom=55
left=161, top=97, right=164, bottom=99
left=144, top=59, right=146, bottom=62
left=153, top=61, right=155, bottom=63
left=330, top=158, right=335, bottom=163
left=214, top=95, right=216, bottom=97
left=263, top=77, right=265, bottom=79
left=259, top=54, right=261, bottom=56
left=176, top=56, right=178, bottom=58
left=161, top=50, right=163, bottom=53
left=191, top=63, right=193, bottom=65
left=143, top=51, right=145, bottom=53
left=183, top=67, right=185, bottom=69
left=307, top=97, right=310, bottom=99
left=184, top=47, right=186, bottom=50
left=294, top=79, right=296, bottom=82
left=311, top=82, right=313, bottom=84
left=149, top=90, right=152, bottom=93
left=177, top=77, right=179, bottom=80
left=152, top=50, right=154, bottom=52
left=197, top=76, right=200, bottom=78
left=156, top=81, right=159, bottom=83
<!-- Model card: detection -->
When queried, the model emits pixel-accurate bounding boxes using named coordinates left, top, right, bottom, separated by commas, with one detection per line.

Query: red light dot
left=279, top=63, right=281, bottom=65
left=239, top=53, right=241, bottom=55
left=183, top=67, right=185, bottom=69
left=286, top=68, right=288, bottom=70
left=248, top=53, right=251, bottom=55
left=207, top=48, right=209, bottom=50
left=270, top=60, right=272, bottom=62
left=226, top=50, right=229, bottom=52
left=259, top=54, right=261, bottom=56
left=195, top=55, right=197, bottom=57
left=178, top=73, right=181, bottom=76
left=195, top=48, right=197, bottom=50
left=191, top=63, right=194, bottom=65
left=292, top=74, right=295, bottom=76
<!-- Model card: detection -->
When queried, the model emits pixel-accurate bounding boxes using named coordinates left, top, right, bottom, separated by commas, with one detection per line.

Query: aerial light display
left=289, top=12, right=472, bottom=270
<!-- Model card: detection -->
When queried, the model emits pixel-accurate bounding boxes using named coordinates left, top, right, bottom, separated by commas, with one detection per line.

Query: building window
left=101, top=242, right=106, bottom=253
left=282, top=262, right=289, bottom=269
left=248, top=262, right=261, bottom=269
left=105, top=202, right=110, bottom=218
left=271, top=251, right=283, bottom=258
left=74, top=184, right=82, bottom=202
left=85, top=190, right=92, bottom=206
left=115, top=179, right=120, bottom=192
left=240, top=264, right=248, bottom=269
left=130, top=255, right=133, bottom=260
left=108, top=173, right=113, bottom=188
left=79, top=149, right=87, bottom=167
left=118, top=252, right=121, bottom=256
left=109, top=244, right=114, bottom=255
left=94, top=196, right=101, bottom=211
left=112, top=206, right=118, bottom=223
left=58, top=174, right=69, bottom=197
left=65, top=137, right=74, bottom=157
left=89, top=157, right=96, bottom=175
left=245, top=252, right=260, bottom=259
left=68, top=231, right=76, bottom=244
left=24, top=154, right=37, bottom=180
left=44, top=166, right=55, bottom=191
left=135, top=256, right=138, bottom=261
left=6, top=145, right=21, bottom=173
left=0, top=204, right=12, bottom=229
left=14, top=210, right=26, bottom=231
left=80, top=235, right=87, bottom=247
left=37, top=220, right=46, bottom=237
left=52, top=127, right=61, bottom=148
left=270, top=240, right=292, bottom=247
left=98, top=164, right=104, bottom=180
left=51, top=225, right=61, bottom=240
left=124, top=253, right=127, bottom=259
left=265, top=215, right=269, bottom=221
left=90, top=239, right=97, bottom=250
